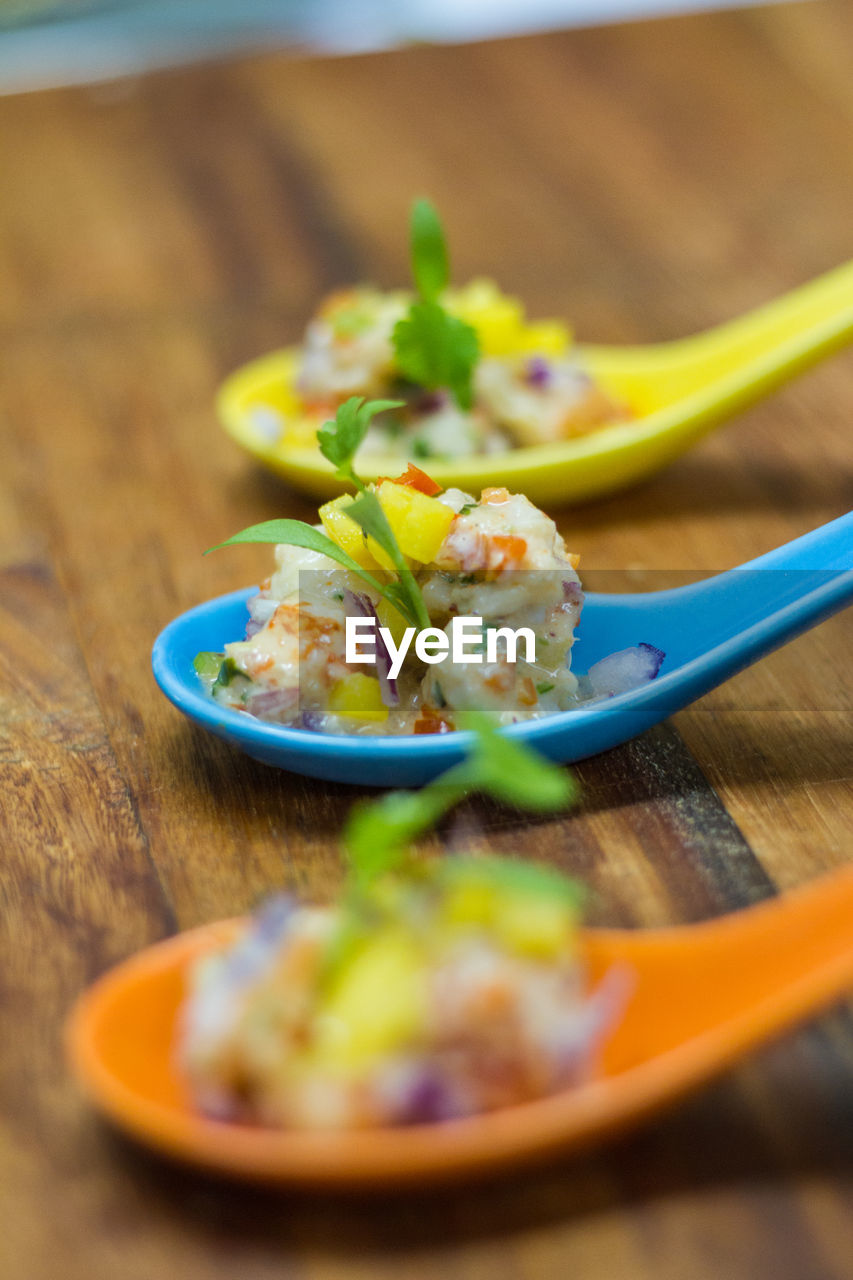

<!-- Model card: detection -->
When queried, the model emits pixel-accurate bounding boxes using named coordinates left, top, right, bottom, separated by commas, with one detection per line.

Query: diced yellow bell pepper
left=318, top=495, right=381, bottom=570
left=441, top=880, right=496, bottom=930
left=376, top=595, right=411, bottom=647
left=514, top=320, right=571, bottom=357
left=327, top=673, right=389, bottom=721
left=319, top=493, right=404, bottom=573
left=376, top=481, right=455, bottom=565
left=313, top=929, right=426, bottom=1065
left=445, top=279, right=570, bottom=359
left=322, top=477, right=454, bottom=575
left=363, top=535, right=396, bottom=573
left=492, top=893, right=576, bottom=960
left=448, top=281, right=526, bottom=357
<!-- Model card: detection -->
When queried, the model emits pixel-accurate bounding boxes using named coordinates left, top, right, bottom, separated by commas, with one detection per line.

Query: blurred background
left=0, top=0, right=800, bottom=92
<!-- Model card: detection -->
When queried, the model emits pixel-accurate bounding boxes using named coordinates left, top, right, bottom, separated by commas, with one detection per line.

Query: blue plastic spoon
left=152, top=513, right=852, bottom=786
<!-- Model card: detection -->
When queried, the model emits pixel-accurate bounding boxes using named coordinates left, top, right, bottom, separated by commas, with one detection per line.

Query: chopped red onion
left=637, top=641, right=665, bottom=675
left=586, top=642, right=666, bottom=698
left=299, top=708, right=324, bottom=732
left=551, top=967, right=632, bottom=1082
left=396, top=1068, right=459, bottom=1124
left=196, top=1087, right=245, bottom=1124
left=415, top=389, right=448, bottom=414
left=246, top=687, right=299, bottom=721
left=525, top=356, right=552, bottom=388
left=377, top=1062, right=465, bottom=1125
left=343, top=589, right=399, bottom=706
left=245, top=591, right=277, bottom=639
left=253, top=894, right=296, bottom=943
left=224, top=895, right=296, bottom=984
left=562, top=579, right=583, bottom=607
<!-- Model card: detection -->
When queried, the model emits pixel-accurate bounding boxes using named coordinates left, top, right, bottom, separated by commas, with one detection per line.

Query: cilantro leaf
left=206, top=392, right=436, bottom=633
left=393, top=301, right=479, bottom=411
left=391, top=199, right=480, bottom=411
left=317, top=396, right=403, bottom=483
left=345, top=788, right=453, bottom=888
left=454, top=712, right=578, bottom=811
left=343, top=715, right=577, bottom=888
left=205, top=517, right=420, bottom=627
left=410, top=198, right=449, bottom=302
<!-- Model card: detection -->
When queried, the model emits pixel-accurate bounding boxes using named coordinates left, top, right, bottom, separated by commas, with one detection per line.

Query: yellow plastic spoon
left=217, top=259, right=853, bottom=505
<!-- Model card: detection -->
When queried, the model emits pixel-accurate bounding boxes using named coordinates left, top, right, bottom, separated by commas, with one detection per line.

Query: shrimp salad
left=196, top=476, right=586, bottom=735
left=179, top=859, right=621, bottom=1129
left=253, top=200, right=629, bottom=463
left=274, top=278, right=627, bottom=462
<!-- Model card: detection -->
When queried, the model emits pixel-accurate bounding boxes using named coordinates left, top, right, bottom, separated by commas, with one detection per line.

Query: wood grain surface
left=1, top=2, right=852, bottom=1276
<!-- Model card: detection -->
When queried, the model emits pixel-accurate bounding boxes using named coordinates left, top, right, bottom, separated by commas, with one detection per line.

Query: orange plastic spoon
left=67, top=864, right=853, bottom=1189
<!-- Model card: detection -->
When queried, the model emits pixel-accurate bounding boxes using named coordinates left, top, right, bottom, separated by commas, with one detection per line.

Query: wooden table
left=1, top=2, right=852, bottom=1275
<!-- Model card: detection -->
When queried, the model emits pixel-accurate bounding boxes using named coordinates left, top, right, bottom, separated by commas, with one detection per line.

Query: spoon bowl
left=66, top=864, right=853, bottom=1188
left=218, top=261, right=853, bottom=505
left=152, top=513, right=853, bottom=786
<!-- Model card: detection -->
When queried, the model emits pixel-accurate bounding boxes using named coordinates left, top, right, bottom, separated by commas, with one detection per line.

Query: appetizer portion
left=198, top=401, right=586, bottom=735
left=199, top=399, right=664, bottom=736
left=257, top=201, right=628, bottom=462
left=179, top=724, right=623, bottom=1129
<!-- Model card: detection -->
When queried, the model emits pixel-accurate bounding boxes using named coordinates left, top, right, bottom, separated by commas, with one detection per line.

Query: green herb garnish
left=536, top=682, right=555, bottom=695
left=409, top=197, right=449, bottom=302
left=213, top=657, right=251, bottom=690
left=206, top=398, right=431, bottom=631
left=343, top=713, right=577, bottom=889
left=315, top=397, right=430, bottom=627
left=345, top=490, right=431, bottom=629
left=317, top=394, right=403, bottom=488
left=206, top=513, right=419, bottom=628
left=394, top=301, right=479, bottom=411
left=193, top=651, right=223, bottom=680
left=392, top=199, right=480, bottom=411
left=321, top=725, right=582, bottom=985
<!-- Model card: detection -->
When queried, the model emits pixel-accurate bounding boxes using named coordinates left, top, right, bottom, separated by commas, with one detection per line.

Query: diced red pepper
left=413, top=710, right=455, bottom=734
left=376, top=463, right=443, bottom=497
left=490, top=534, right=528, bottom=568
left=301, top=398, right=340, bottom=418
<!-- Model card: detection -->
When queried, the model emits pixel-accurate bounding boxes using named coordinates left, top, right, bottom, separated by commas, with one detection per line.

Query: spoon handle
left=736, top=509, right=853, bottom=573
left=579, top=514, right=853, bottom=705
left=691, top=258, right=853, bottom=377
left=585, top=260, right=853, bottom=402
left=587, top=865, right=853, bottom=1063
left=688, top=511, right=853, bottom=642
left=672, top=509, right=851, bottom=614
left=678, top=554, right=852, bottom=674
